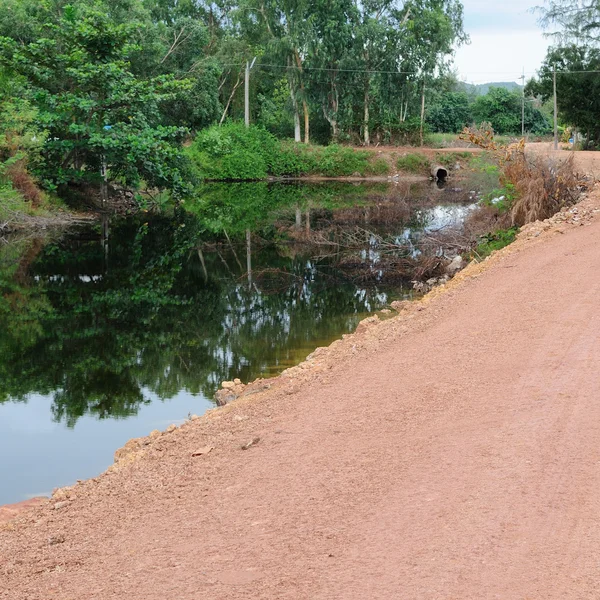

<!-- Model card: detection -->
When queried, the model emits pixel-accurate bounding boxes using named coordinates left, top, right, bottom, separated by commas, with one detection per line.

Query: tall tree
left=0, top=4, right=192, bottom=193
left=527, top=44, right=600, bottom=146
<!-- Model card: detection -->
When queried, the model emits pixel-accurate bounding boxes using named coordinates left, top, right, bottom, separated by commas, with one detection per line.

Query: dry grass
left=507, top=153, right=579, bottom=226
left=461, top=125, right=581, bottom=227
left=6, top=162, right=42, bottom=207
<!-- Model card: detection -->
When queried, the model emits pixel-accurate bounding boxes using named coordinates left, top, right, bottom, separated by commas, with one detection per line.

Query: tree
left=538, top=0, right=600, bottom=44
left=472, top=87, right=550, bottom=135
left=527, top=44, right=600, bottom=147
left=0, top=3, right=193, bottom=195
left=427, top=91, right=471, bottom=132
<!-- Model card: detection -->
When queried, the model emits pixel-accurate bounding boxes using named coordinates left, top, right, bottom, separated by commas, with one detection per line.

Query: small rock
left=190, top=414, right=200, bottom=421
left=149, top=429, right=161, bottom=438
left=233, top=415, right=249, bottom=422
left=233, top=378, right=242, bottom=385
left=215, top=389, right=237, bottom=406
left=241, top=437, right=261, bottom=450
left=221, top=381, right=236, bottom=390
left=380, top=309, right=392, bottom=314
left=165, top=424, right=177, bottom=434
left=445, top=255, right=465, bottom=275
left=191, top=446, right=213, bottom=457
left=48, top=534, right=65, bottom=545
left=391, top=300, right=410, bottom=312
left=53, top=501, right=70, bottom=511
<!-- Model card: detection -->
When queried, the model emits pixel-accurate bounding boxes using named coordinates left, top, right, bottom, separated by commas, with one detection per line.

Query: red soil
left=2, top=184, right=600, bottom=599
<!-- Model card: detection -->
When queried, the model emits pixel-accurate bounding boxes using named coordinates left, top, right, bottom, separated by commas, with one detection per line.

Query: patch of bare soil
left=526, top=141, right=600, bottom=179
left=3, top=184, right=600, bottom=599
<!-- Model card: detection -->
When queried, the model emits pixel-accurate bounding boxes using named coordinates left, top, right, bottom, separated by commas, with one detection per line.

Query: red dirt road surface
left=3, top=193, right=600, bottom=599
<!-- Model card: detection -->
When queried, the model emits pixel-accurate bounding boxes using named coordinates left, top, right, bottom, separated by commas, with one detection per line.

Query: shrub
left=366, top=157, right=390, bottom=175
left=189, top=122, right=279, bottom=180
left=5, top=161, right=42, bottom=206
left=318, top=145, right=371, bottom=177
left=188, top=124, right=391, bottom=180
left=474, top=227, right=519, bottom=258
left=507, top=153, right=578, bottom=226
left=269, top=142, right=317, bottom=176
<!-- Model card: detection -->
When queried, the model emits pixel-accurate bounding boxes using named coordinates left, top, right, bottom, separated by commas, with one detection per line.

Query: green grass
left=425, top=132, right=517, bottom=148
left=434, top=151, right=473, bottom=168
left=396, top=153, right=430, bottom=174
left=0, top=183, right=66, bottom=223
left=474, top=227, right=519, bottom=259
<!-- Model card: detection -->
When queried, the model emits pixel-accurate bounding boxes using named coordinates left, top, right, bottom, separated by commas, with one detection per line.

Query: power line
left=216, top=62, right=600, bottom=77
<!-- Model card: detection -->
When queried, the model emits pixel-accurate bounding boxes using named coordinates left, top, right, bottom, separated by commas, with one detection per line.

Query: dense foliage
left=527, top=45, right=600, bottom=148
left=0, top=0, right=471, bottom=198
left=187, top=122, right=389, bottom=180
left=427, top=87, right=550, bottom=135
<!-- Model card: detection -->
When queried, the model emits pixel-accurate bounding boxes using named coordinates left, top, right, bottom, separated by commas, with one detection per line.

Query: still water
left=0, top=181, right=475, bottom=504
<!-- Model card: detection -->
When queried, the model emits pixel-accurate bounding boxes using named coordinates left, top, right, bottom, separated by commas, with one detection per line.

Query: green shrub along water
left=187, top=123, right=390, bottom=181
left=474, top=227, right=519, bottom=258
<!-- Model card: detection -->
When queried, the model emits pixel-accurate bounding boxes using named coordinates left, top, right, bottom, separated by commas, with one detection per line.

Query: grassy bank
left=0, top=183, right=70, bottom=232
left=186, top=123, right=391, bottom=181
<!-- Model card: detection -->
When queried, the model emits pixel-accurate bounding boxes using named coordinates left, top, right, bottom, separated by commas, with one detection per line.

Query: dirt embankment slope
left=3, top=190, right=600, bottom=599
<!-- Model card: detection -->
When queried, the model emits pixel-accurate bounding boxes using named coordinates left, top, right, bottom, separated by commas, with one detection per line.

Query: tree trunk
left=219, top=70, right=243, bottom=126
left=294, top=49, right=309, bottom=144
left=289, top=82, right=301, bottom=142
left=288, top=61, right=301, bottom=142
left=302, top=99, right=309, bottom=144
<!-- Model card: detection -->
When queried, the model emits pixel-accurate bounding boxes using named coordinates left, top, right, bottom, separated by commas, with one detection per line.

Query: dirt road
left=3, top=194, right=600, bottom=599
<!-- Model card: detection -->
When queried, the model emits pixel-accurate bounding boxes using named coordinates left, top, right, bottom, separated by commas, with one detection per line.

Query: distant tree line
left=427, top=86, right=551, bottom=135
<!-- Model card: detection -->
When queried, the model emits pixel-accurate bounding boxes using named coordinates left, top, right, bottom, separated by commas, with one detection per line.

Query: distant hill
left=461, top=81, right=523, bottom=96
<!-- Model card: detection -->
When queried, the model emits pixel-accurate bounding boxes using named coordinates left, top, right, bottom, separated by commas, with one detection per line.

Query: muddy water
left=0, top=181, right=475, bottom=504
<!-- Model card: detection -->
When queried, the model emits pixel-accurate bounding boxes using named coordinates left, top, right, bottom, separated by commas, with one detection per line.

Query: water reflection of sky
left=0, top=391, right=212, bottom=505
left=423, top=204, right=478, bottom=232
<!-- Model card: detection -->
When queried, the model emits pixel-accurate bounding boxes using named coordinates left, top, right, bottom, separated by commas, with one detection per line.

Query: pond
left=0, top=181, right=476, bottom=505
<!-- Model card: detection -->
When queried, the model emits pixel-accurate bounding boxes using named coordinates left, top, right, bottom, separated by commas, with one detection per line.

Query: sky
left=454, top=0, right=551, bottom=85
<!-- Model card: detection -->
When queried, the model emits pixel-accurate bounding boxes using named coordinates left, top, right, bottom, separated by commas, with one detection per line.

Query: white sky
left=453, top=0, right=551, bottom=84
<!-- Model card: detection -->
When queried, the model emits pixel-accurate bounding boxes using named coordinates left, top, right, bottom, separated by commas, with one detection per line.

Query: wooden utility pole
left=521, top=67, right=525, bottom=137
left=245, top=57, right=257, bottom=128
left=553, top=65, right=558, bottom=151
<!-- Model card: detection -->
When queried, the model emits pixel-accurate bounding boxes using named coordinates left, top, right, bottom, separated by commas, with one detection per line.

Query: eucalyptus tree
left=303, top=0, right=357, bottom=142
left=538, top=0, right=600, bottom=43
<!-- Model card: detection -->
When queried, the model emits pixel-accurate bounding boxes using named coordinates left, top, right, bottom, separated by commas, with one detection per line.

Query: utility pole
left=245, top=57, right=257, bottom=128
left=419, top=80, right=426, bottom=147
left=553, top=65, right=558, bottom=151
left=521, top=67, right=525, bottom=137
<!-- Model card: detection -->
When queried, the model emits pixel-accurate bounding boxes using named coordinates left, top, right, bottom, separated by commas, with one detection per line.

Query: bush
left=474, top=227, right=519, bottom=258
left=269, top=142, right=318, bottom=176
left=189, top=122, right=279, bottom=180
left=367, top=157, right=390, bottom=175
left=188, top=123, right=389, bottom=180
left=318, top=145, right=371, bottom=176
left=396, top=153, right=430, bottom=174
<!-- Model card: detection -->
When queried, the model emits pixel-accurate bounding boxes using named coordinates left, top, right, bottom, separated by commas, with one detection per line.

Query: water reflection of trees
left=0, top=213, right=394, bottom=427
left=0, top=182, right=471, bottom=426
